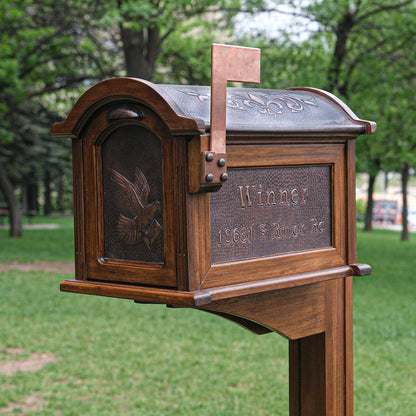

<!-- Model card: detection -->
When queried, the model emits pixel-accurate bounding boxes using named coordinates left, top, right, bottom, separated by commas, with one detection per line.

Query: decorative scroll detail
left=107, top=104, right=145, bottom=121
left=111, top=167, right=162, bottom=248
left=181, top=90, right=318, bottom=118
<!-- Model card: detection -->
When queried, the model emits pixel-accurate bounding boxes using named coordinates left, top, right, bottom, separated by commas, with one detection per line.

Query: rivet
left=218, top=158, right=226, bottom=167
left=220, top=173, right=229, bottom=182
left=206, top=173, right=214, bottom=182
left=206, top=152, right=215, bottom=162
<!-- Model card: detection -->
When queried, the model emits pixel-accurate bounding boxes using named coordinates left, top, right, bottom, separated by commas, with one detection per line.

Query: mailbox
left=52, top=75, right=374, bottom=308
left=52, top=45, right=375, bottom=415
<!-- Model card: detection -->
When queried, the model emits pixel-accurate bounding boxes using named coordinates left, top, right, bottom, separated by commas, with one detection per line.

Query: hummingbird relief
left=111, top=167, right=162, bottom=248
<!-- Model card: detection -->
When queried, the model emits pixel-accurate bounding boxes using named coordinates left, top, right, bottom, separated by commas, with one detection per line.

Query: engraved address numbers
left=217, top=217, right=327, bottom=247
left=218, top=225, right=255, bottom=245
left=210, top=165, right=332, bottom=263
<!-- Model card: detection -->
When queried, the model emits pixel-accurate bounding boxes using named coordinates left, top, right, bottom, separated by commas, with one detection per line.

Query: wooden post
left=289, top=277, right=352, bottom=415
left=201, top=276, right=353, bottom=415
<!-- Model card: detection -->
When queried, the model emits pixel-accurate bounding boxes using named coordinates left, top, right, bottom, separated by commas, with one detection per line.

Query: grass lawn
left=355, top=229, right=416, bottom=415
left=0, top=218, right=415, bottom=415
left=0, top=216, right=74, bottom=264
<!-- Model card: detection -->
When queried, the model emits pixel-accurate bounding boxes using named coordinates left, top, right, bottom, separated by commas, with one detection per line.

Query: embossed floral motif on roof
left=180, top=90, right=318, bottom=118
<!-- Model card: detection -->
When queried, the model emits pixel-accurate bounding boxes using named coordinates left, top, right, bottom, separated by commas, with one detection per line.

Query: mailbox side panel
left=187, top=138, right=350, bottom=290
left=101, top=124, right=165, bottom=263
left=75, top=102, right=178, bottom=287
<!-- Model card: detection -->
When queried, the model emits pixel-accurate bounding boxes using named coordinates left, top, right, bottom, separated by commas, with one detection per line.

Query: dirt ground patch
left=3, top=347, right=25, bottom=355
left=0, top=223, right=59, bottom=230
left=0, top=352, right=57, bottom=376
left=0, top=261, right=74, bottom=274
left=0, top=394, right=46, bottom=414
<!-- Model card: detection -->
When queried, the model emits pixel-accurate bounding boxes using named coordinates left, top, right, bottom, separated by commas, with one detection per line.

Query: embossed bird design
left=111, top=167, right=162, bottom=247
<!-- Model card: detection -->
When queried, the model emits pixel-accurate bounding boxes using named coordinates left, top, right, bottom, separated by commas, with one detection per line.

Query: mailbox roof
left=51, top=78, right=375, bottom=138
left=156, top=84, right=376, bottom=136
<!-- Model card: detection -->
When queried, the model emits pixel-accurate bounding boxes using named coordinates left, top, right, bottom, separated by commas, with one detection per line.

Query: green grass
left=0, top=216, right=74, bottom=263
left=0, top=222, right=415, bottom=414
left=355, top=228, right=416, bottom=415
left=0, top=217, right=288, bottom=415
left=0, top=271, right=288, bottom=415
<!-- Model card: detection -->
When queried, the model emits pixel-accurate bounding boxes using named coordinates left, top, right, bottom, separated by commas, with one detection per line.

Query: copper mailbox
left=51, top=76, right=374, bottom=308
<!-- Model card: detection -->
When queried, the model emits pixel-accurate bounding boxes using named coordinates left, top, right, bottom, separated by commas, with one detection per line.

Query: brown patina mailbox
left=52, top=45, right=375, bottom=415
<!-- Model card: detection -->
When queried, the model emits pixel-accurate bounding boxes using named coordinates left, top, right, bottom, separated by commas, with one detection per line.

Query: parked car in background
left=372, top=199, right=399, bottom=225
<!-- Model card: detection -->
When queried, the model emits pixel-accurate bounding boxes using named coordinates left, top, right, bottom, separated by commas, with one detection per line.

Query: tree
left=5, top=0, right=414, bottom=242
left=2, top=0, right=269, bottom=236
left=104, top=0, right=270, bottom=80
left=240, top=0, right=416, bottom=234
left=381, top=77, right=416, bottom=241
left=303, top=0, right=416, bottom=236
left=0, top=0, right=115, bottom=236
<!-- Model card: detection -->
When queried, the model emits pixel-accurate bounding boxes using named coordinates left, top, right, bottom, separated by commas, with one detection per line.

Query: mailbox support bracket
left=199, top=275, right=357, bottom=416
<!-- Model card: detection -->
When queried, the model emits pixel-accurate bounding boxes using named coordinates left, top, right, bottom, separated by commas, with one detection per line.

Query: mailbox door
left=186, top=138, right=353, bottom=290
left=74, top=101, right=177, bottom=287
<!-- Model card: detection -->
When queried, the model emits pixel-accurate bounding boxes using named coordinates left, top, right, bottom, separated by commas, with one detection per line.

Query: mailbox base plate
left=60, top=264, right=369, bottom=307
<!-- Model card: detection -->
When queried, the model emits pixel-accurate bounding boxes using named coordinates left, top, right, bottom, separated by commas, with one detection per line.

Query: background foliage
left=1, top=0, right=415, bottom=239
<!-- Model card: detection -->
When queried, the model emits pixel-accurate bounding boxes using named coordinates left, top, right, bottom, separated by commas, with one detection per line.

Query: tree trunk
left=27, top=181, right=39, bottom=212
left=22, top=185, right=28, bottom=212
left=43, top=170, right=52, bottom=216
left=401, top=164, right=409, bottom=242
left=117, top=0, right=161, bottom=81
left=326, top=12, right=355, bottom=95
left=364, top=172, right=377, bottom=232
left=0, top=159, right=23, bottom=237
left=22, top=182, right=39, bottom=212
left=119, top=27, right=152, bottom=79
left=57, top=176, right=65, bottom=213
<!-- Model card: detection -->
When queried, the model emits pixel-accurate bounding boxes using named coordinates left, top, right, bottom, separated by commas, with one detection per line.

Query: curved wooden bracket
left=201, top=310, right=273, bottom=335
left=199, top=282, right=325, bottom=340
